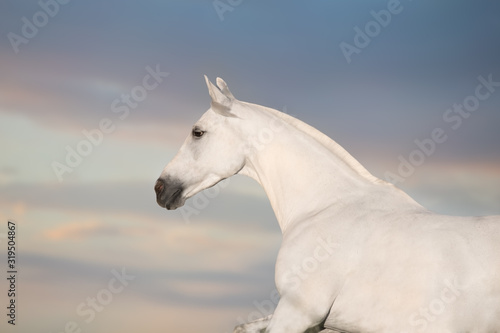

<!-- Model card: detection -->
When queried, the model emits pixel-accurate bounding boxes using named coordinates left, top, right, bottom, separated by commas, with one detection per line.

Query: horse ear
left=216, top=77, right=235, bottom=100
left=204, top=75, right=235, bottom=117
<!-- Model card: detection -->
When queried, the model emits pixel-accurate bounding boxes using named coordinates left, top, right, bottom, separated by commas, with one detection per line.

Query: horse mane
left=244, top=102, right=385, bottom=184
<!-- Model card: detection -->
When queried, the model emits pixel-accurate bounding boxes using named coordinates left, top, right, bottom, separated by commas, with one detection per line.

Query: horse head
left=155, top=76, right=247, bottom=210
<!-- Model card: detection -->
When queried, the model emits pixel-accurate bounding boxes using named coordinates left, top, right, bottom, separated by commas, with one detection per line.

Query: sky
left=0, top=0, right=499, bottom=332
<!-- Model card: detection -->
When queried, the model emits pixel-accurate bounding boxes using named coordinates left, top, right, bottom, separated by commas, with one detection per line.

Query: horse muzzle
left=154, top=177, right=185, bottom=210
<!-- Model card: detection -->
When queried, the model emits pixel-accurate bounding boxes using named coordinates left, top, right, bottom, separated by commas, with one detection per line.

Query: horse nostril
left=154, top=179, right=165, bottom=195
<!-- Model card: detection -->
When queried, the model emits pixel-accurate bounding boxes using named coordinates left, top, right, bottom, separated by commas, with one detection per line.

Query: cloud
left=400, top=162, right=500, bottom=216
left=0, top=180, right=277, bottom=230
left=21, top=250, right=276, bottom=307
left=45, top=220, right=126, bottom=240
left=0, top=166, right=20, bottom=185
left=0, top=52, right=199, bottom=137
left=109, top=120, right=191, bottom=146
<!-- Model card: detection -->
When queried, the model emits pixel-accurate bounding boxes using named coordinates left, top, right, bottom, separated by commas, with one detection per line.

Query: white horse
left=155, top=77, right=500, bottom=333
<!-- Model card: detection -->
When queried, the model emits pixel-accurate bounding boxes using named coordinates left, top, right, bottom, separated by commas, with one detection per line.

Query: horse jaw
left=182, top=174, right=226, bottom=202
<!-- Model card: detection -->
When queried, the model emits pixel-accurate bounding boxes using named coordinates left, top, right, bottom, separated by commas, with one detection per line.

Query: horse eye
left=192, top=128, right=205, bottom=138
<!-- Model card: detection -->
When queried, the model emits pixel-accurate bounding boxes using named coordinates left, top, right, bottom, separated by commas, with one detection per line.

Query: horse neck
left=238, top=104, right=387, bottom=232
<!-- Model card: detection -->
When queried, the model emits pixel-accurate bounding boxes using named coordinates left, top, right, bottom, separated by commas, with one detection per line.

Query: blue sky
left=1, top=1, right=499, bottom=332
